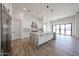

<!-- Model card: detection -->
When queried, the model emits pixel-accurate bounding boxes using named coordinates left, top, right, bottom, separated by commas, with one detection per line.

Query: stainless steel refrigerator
left=0, top=4, right=11, bottom=56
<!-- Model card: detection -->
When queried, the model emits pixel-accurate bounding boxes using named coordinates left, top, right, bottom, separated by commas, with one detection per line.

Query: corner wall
left=75, top=12, right=79, bottom=38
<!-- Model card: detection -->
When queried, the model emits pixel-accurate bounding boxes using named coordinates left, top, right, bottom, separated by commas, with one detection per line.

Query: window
left=43, top=24, right=46, bottom=33
left=66, top=24, right=71, bottom=35
left=52, top=24, right=72, bottom=36
left=53, top=25, right=56, bottom=32
left=60, top=25, right=65, bottom=35
left=56, top=25, right=60, bottom=34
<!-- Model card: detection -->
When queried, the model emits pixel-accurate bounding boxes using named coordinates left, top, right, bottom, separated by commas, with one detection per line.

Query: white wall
left=51, top=16, right=75, bottom=36
left=12, top=19, right=22, bottom=40
left=12, top=11, right=23, bottom=40
left=75, top=12, right=79, bottom=38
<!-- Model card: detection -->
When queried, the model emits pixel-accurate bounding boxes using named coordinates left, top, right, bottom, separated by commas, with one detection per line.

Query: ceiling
left=12, top=3, right=79, bottom=21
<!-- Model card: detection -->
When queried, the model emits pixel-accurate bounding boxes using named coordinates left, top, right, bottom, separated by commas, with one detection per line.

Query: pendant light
left=46, top=5, right=49, bottom=23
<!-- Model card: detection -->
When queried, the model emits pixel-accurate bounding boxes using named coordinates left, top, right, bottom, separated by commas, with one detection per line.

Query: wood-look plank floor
left=10, top=35, right=79, bottom=56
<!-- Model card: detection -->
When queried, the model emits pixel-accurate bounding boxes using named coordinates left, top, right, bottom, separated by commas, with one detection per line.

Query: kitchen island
left=30, top=32, right=56, bottom=48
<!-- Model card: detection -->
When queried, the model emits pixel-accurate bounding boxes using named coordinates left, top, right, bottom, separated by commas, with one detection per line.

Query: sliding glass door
left=60, top=25, right=65, bottom=35
left=56, top=25, right=60, bottom=34
left=66, top=24, right=71, bottom=35
left=52, top=23, right=72, bottom=36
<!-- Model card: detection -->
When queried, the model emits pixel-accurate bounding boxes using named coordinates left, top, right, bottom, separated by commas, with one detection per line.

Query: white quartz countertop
left=31, top=32, right=53, bottom=36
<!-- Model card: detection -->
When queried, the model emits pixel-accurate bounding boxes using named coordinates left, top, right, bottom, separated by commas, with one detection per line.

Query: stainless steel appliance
left=0, top=4, right=11, bottom=56
left=0, top=4, right=1, bottom=56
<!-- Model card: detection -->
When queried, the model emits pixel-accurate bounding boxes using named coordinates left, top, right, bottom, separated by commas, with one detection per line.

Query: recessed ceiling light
left=23, top=8, right=26, bottom=10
